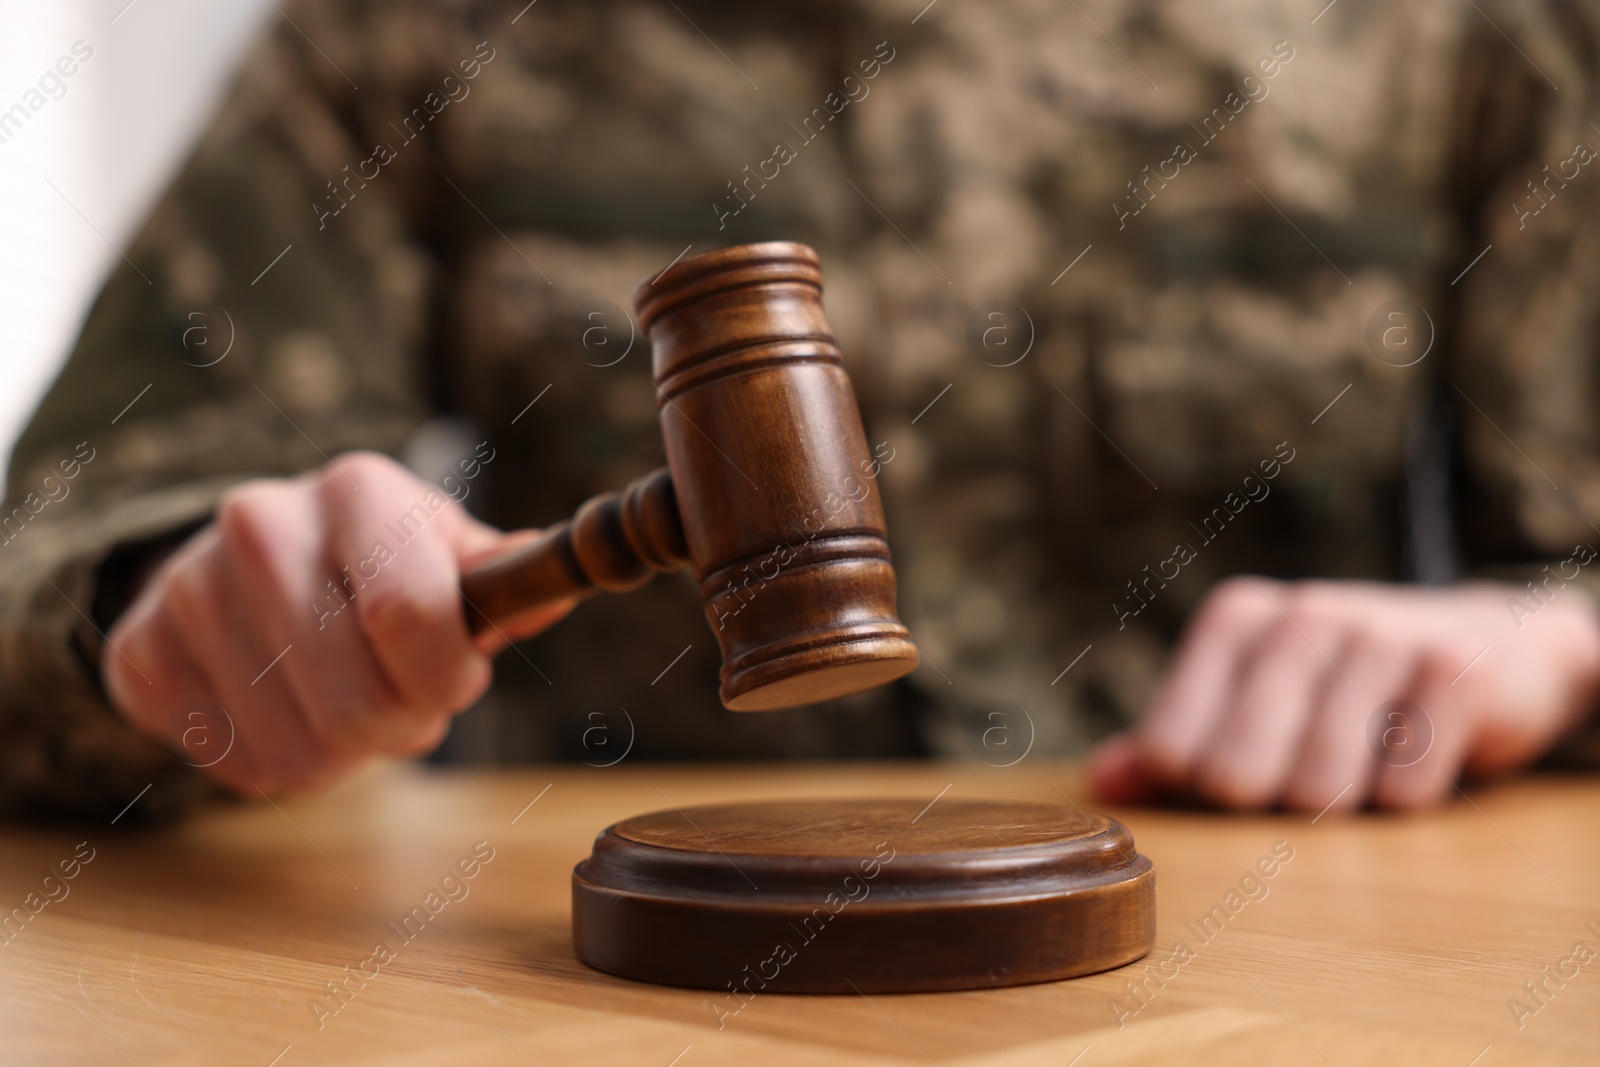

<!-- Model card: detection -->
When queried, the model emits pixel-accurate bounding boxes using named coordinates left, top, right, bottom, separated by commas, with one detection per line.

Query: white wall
left=0, top=0, right=273, bottom=495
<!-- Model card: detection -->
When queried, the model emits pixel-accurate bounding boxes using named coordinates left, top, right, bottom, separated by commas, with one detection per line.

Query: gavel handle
left=459, top=468, right=689, bottom=637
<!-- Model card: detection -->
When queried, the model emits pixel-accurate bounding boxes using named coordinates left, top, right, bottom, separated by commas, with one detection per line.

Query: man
left=4, top=0, right=1599, bottom=821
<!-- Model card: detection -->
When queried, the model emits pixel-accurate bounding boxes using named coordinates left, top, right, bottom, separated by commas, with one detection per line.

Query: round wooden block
left=572, top=798, right=1155, bottom=994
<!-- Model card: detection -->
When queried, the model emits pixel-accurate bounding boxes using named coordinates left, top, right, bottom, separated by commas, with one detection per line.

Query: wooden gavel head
left=462, top=242, right=919, bottom=710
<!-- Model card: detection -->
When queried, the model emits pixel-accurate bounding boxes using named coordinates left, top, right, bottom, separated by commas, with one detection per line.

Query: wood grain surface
left=1, top=761, right=1596, bottom=1066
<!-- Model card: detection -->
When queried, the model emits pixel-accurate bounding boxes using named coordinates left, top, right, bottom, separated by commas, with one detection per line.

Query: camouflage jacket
left=6, top=0, right=1600, bottom=819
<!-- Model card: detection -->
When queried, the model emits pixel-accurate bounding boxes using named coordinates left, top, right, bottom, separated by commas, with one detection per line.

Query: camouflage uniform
left=6, top=0, right=1600, bottom=819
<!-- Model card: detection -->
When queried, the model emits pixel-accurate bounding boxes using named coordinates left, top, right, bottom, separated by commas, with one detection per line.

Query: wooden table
left=2, top=760, right=1595, bottom=1066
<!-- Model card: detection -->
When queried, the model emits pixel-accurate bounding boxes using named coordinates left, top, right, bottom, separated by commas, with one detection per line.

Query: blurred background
left=0, top=1, right=269, bottom=497
left=7, top=1, right=1599, bottom=797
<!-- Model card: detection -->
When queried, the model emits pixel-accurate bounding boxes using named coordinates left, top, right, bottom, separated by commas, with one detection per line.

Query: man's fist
left=1090, top=577, right=1600, bottom=813
left=103, top=452, right=571, bottom=795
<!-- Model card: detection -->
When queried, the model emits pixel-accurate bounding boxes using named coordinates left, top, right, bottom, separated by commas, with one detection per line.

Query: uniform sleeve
left=0, top=13, right=439, bottom=821
left=1447, top=2, right=1600, bottom=760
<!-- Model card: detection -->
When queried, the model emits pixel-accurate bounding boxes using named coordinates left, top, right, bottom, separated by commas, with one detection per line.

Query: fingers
left=1371, top=651, right=1474, bottom=810
left=1128, top=578, right=1482, bottom=815
left=215, top=476, right=434, bottom=759
left=107, top=586, right=266, bottom=795
left=1137, top=577, right=1279, bottom=787
left=154, top=526, right=332, bottom=793
left=1192, top=616, right=1337, bottom=810
left=1121, top=576, right=1588, bottom=815
left=320, top=454, right=492, bottom=717
left=1281, top=634, right=1404, bottom=814
left=98, top=451, right=596, bottom=797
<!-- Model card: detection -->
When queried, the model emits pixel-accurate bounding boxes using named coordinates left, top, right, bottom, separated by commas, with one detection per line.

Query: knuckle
left=1338, top=632, right=1387, bottom=672
left=1200, top=578, right=1265, bottom=631
left=357, top=584, right=435, bottom=639
left=1418, top=645, right=1469, bottom=685
left=1280, top=587, right=1331, bottom=632
left=325, top=450, right=399, bottom=493
left=1256, top=620, right=1310, bottom=658
left=217, top=486, right=289, bottom=567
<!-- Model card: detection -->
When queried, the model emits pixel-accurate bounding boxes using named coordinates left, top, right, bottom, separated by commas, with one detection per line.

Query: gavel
left=458, top=242, right=919, bottom=710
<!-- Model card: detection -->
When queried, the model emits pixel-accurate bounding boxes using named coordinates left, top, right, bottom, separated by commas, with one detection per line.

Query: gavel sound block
left=573, top=798, right=1156, bottom=993
left=459, top=241, right=919, bottom=711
